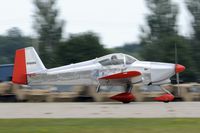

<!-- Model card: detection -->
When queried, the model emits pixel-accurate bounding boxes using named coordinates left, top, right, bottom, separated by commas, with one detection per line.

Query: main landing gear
left=154, top=86, right=174, bottom=103
left=110, top=84, right=135, bottom=104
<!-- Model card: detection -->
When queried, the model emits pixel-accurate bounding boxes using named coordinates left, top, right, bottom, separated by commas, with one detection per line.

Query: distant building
left=0, top=64, right=13, bottom=82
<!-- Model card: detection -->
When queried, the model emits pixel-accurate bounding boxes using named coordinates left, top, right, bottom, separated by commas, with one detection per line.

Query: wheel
left=122, top=101, right=131, bottom=104
left=164, top=101, right=169, bottom=103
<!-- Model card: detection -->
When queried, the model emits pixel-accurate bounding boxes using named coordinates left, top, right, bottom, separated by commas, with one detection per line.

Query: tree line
left=0, top=0, right=200, bottom=82
left=116, top=0, right=200, bottom=82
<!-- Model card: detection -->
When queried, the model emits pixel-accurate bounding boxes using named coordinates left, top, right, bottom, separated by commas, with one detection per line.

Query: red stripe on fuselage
left=12, top=49, right=27, bottom=84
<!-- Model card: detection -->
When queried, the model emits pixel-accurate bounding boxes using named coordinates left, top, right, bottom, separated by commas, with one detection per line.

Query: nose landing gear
left=154, top=86, right=174, bottom=103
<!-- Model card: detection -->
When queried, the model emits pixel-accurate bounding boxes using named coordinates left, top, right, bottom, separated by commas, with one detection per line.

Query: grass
left=0, top=118, right=199, bottom=133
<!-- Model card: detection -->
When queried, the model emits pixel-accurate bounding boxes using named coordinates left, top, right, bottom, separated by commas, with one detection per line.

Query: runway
left=0, top=102, right=200, bottom=118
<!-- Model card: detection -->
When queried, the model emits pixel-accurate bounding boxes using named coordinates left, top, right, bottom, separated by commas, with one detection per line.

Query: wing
left=98, top=71, right=142, bottom=85
left=99, top=71, right=141, bottom=79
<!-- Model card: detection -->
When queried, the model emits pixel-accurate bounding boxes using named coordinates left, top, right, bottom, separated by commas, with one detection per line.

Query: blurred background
left=1, top=0, right=200, bottom=102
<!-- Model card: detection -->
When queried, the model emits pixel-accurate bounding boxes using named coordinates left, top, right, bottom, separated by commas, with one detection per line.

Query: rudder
left=12, top=48, right=27, bottom=84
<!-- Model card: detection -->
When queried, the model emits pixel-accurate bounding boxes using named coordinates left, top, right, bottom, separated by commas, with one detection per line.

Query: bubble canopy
left=97, top=53, right=138, bottom=66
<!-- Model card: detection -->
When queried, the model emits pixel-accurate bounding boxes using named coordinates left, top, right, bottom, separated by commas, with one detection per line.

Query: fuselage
left=27, top=53, right=182, bottom=86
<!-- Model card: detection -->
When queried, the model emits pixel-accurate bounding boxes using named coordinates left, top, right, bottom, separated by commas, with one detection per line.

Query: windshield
left=125, top=55, right=136, bottom=65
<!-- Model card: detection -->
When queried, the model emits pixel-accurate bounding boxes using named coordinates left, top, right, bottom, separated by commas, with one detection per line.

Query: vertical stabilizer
left=25, top=47, right=46, bottom=74
left=12, top=47, right=46, bottom=84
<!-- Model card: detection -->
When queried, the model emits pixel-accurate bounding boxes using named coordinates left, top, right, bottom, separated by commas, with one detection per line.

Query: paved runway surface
left=0, top=102, right=200, bottom=118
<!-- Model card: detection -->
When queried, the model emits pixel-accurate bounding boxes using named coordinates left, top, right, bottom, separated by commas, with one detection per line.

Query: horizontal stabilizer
left=99, top=71, right=141, bottom=80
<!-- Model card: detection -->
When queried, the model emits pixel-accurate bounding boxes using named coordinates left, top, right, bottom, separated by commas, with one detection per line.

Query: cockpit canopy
left=97, top=53, right=137, bottom=66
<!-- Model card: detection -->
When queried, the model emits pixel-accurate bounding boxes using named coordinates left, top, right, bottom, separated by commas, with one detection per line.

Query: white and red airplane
left=12, top=47, right=185, bottom=103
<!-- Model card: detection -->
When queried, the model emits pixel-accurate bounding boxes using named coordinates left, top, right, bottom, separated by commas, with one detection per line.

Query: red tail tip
left=12, top=48, right=27, bottom=84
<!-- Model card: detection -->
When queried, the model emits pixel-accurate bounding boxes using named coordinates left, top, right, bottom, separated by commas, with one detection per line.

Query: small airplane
left=12, top=47, right=185, bottom=103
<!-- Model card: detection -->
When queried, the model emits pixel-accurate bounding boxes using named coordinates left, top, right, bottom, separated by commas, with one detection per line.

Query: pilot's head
left=111, top=55, right=117, bottom=60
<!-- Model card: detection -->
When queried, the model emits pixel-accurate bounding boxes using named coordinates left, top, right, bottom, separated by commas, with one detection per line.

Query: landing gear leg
left=122, top=83, right=134, bottom=104
left=96, top=84, right=100, bottom=93
left=161, top=86, right=172, bottom=95
left=154, top=86, right=174, bottom=103
left=125, top=83, right=133, bottom=93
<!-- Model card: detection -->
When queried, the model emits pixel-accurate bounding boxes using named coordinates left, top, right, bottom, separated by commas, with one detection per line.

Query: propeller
left=175, top=43, right=180, bottom=86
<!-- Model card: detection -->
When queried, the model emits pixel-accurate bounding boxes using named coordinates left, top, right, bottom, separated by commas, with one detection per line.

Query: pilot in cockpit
left=111, top=55, right=119, bottom=65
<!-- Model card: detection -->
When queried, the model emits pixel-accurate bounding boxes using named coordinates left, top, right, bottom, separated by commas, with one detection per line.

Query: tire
left=122, top=101, right=131, bottom=104
left=164, top=101, right=169, bottom=103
